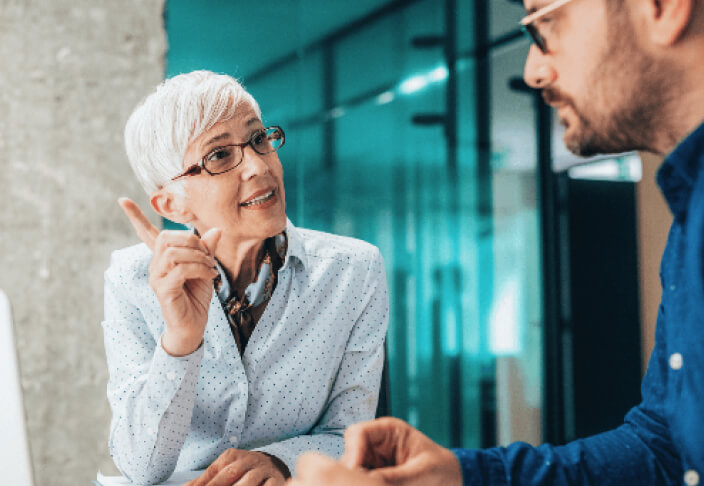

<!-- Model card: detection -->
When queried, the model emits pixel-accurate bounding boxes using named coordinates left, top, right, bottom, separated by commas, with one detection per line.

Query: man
left=290, top=0, right=704, bottom=484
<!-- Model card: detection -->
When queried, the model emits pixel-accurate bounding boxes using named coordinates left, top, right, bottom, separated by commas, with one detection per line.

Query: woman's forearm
left=106, top=329, right=204, bottom=485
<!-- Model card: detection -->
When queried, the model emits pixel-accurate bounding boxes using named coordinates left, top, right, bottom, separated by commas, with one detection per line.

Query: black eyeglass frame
left=171, top=125, right=285, bottom=181
left=520, top=0, right=576, bottom=54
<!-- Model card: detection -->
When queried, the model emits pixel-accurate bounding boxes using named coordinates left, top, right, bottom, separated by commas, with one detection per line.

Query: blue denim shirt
left=453, top=121, right=704, bottom=486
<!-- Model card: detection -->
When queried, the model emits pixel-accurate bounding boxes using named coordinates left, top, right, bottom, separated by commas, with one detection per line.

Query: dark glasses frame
left=171, top=126, right=285, bottom=181
left=520, top=0, right=576, bottom=54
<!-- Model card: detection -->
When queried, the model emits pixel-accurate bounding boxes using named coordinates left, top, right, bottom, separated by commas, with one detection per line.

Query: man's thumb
left=201, top=227, right=222, bottom=256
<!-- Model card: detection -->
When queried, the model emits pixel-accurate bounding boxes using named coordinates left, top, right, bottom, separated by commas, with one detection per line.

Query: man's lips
left=542, top=89, right=573, bottom=110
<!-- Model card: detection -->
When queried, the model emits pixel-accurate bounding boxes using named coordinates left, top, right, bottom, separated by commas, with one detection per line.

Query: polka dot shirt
left=101, top=220, right=389, bottom=485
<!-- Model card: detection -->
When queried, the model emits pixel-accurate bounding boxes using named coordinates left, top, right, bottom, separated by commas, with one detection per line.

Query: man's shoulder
left=105, top=242, right=153, bottom=284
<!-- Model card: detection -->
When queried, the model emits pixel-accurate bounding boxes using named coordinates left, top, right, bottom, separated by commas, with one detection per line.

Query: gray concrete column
left=0, top=1, right=165, bottom=483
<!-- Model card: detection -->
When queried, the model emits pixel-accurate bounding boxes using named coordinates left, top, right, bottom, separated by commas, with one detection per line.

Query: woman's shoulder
left=104, top=242, right=153, bottom=285
left=293, top=226, right=382, bottom=265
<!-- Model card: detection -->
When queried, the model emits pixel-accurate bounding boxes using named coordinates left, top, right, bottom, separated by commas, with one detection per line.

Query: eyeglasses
left=171, top=126, right=285, bottom=181
left=520, top=0, right=576, bottom=54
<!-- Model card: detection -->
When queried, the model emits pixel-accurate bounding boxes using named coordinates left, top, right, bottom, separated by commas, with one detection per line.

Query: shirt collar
left=283, top=218, right=308, bottom=270
left=657, top=121, right=704, bottom=220
left=201, top=218, right=308, bottom=302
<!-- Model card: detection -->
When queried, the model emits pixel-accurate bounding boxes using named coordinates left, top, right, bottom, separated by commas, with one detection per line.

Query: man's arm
left=335, top=304, right=681, bottom=486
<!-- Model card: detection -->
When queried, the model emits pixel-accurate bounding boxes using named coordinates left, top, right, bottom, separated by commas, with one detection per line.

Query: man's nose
left=523, top=44, right=557, bottom=89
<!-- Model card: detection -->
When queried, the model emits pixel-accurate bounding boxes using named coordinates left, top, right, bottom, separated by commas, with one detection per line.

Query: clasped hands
left=290, top=417, right=462, bottom=486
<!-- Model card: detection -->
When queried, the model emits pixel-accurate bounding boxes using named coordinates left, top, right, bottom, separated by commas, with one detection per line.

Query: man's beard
left=545, top=15, right=676, bottom=156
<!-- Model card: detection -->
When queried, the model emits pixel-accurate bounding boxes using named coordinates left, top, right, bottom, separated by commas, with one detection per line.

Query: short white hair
left=124, top=70, right=262, bottom=194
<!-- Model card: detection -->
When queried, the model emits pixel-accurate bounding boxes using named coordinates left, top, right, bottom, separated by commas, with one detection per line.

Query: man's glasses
left=520, top=0, right=576, bottom=54
left=172, top=126, right=285, bottom=181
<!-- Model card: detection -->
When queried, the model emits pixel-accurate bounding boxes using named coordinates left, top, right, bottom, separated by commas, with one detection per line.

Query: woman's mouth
left=241, top=189, right=277, bottom=208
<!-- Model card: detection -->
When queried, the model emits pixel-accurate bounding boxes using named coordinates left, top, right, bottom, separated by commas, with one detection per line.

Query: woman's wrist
left=260, top=452, right=291, bottom=479
left=161, top=331, right=203, bottom=357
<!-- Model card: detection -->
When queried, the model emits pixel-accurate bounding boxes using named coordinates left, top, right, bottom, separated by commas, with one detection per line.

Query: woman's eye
left=207, top=148, right=231, bottom=161
left=252, top=132, right=266, bottom=146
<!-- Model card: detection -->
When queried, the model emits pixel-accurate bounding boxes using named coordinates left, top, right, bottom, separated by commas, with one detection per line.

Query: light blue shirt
left=102, top=220, right=389, bottom=485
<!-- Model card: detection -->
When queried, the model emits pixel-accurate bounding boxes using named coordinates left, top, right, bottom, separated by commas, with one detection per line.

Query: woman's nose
left=239, top=148, right=270, bottom=180
left=524, top=45, right=557, bottom=89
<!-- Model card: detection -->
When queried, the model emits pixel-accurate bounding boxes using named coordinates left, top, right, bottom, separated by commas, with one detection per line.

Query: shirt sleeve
left=451, top=303, right=682, bottom=486
left=102, top=253, right=205, bottom=485
left=254, top=248, right=390, bottom=476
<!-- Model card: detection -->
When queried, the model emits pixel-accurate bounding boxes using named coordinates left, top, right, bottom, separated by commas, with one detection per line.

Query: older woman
left=102, top=70, right=388, bottom=486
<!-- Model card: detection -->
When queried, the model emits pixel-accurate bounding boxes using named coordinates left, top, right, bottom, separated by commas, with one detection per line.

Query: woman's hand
left=184, top=449, right=289, bottom=486
left=119, top=197, right=221, bottom=356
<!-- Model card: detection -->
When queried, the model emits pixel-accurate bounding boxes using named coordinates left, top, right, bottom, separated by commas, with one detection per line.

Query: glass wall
left=166, top=0, right=542, bottom=449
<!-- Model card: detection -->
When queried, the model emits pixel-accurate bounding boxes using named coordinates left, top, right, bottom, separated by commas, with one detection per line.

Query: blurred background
left=0, top=1, right=672, bottom=485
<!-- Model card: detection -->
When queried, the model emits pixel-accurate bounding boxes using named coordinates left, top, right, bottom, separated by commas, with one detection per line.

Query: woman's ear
left=149, top=187, right=195, bottom=224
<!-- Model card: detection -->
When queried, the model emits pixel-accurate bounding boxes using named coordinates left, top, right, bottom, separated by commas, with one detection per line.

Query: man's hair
left=124, top=70, right=261, bottom=195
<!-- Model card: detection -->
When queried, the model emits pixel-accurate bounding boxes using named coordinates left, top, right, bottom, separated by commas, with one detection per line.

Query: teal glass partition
left=165, top=0, right=543, bottom=449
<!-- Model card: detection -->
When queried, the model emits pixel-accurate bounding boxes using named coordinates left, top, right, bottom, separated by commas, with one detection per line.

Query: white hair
left=124, top=70, right=262, bottom=195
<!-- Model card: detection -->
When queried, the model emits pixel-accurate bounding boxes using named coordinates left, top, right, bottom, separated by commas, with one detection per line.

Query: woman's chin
left=229, top=211, right=287, bottom=239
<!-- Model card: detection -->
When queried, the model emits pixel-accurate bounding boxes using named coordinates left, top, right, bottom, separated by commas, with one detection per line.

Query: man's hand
left=290, top=453, right=389, bottom=486
left=118, top=197, right=221, bottom=356
left=340, top=417, right=463, bottom=486
left=184, top=449, right=289, bottom=486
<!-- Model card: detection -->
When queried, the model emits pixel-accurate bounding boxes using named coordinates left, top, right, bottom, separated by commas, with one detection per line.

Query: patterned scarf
left=213, top=233, right=288, bottom=355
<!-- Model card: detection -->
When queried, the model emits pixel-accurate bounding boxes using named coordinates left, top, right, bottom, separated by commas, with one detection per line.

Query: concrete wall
left=0, top=1, right=165, bottom=483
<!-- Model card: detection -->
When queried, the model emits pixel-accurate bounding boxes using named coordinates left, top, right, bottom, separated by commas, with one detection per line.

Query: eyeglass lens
left=204, top=127, right=284, bottom=174
left=523, top=23, right=548, bottom=53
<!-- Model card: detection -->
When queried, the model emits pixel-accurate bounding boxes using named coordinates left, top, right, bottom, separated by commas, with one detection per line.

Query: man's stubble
left=558, top=7, right=679, bottom=156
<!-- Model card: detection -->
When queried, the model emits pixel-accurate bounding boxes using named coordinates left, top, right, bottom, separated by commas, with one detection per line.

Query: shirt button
left=147, top=427, right=155, bottom=436
left=685, top=470, right=699, bottom=486
left=669, top=284, right=676, bottom=291
left=669, top=353, right=683, bottom=370
left=166, top=371, right=177, bottom=381
left=229, top=436, right=238, bottom=445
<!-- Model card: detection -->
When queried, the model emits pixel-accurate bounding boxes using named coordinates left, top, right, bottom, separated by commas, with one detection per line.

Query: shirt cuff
left=252, top=443, right=300, bottom=478
left=144, top=337, right=205, bottom=415
left=451, top=448, right=508, bottom=486
left=253, top=435, right=344, bottom=478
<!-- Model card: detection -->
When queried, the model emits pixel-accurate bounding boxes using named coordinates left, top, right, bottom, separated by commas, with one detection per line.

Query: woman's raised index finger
left=118, top=197, right=160, bottom=250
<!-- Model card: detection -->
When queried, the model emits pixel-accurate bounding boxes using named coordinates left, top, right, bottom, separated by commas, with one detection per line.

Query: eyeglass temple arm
left=520, top=0, right=575, bottom=26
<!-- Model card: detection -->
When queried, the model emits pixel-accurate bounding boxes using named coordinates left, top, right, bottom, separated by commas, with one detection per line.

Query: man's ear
left=149, top=187, right=195, bottom=224
left=644, top=0, right=695, bottom=46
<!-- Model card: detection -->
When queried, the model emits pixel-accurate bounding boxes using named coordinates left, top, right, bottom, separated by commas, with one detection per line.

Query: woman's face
left=181, top=105, right=287, bottom=243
